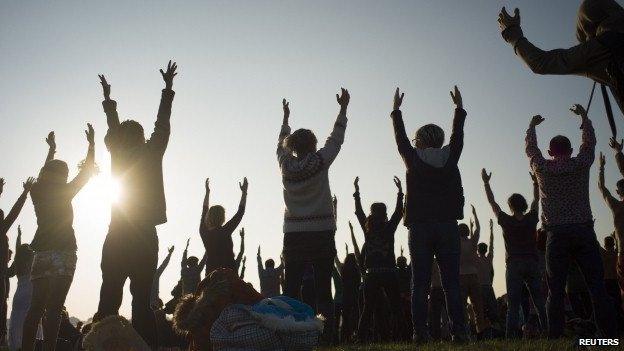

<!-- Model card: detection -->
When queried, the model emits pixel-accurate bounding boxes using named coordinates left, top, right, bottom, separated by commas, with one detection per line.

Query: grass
left=318, top=339, right=581, bottom=351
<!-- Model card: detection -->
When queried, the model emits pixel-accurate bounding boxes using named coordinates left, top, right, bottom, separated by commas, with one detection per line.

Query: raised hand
left=471, top=204, right=477, bottom=217
left=354, top=176, right=360, bottom=193
left=23, top=177, right=35, bottom=192
left=498, top=7, right=520, bottom=31
left=98, top=75, right=111, bottom=100
left=348, top=221, right=354, bottom=232
left=257, top=246, right=261, bottom=257
left=160, top=60, right=178, bottom=90
left=282, top=99, right=290, bottom=121
left=185, top=238, right=190, bottom=250
left=168, top=246, right=175, bottom=254
left=205, top=178, right=210, bottom=192
left=393, top=176, right=402, bottom=193
left=393, top=88, right=404, bottom=111
left=609, top=137, right=624, bottom=153
left=530, top=115, right=545, bottom=128
left=450, top=85, right=463, bottom=109
left=239, top=177, right=248, bottom=193
left=336, top=88, right=350, bottom=110
left=85, top=123, right=95, bottom=146
left=240, top=228, right=245, bottom=238
left=345, top=243, right=349, bottom=255
left=46, top=131, right=56, bottom=151
left=570, top=104, right=588, bottom=118
left=0, top=178, right=4, bottom=196
left=17, top=225, right=22, bottom=237
left=481, top=168, right=492, bottom=183
left=489, top=218, right=493, bottom=231
left=600, top=152, right=606, bottom=169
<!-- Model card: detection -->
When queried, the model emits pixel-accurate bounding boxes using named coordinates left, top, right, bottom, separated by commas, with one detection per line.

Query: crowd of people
left=1, top=0, right=624, bottom=350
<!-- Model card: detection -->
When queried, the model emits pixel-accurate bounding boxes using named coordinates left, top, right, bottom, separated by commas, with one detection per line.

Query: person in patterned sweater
left=277, top=89, right=350, bottom=344
left=525, top=105, right=616, bottom=338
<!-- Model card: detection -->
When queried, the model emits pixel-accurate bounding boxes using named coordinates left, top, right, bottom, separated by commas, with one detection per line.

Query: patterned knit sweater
left=277, top=112, right=347, bottom=233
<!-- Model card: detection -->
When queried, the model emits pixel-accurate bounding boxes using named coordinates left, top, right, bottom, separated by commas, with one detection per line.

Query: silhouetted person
left=22, top=126, right=95, bottom=351
left=234, top=229, right=245, bottom=274
left=94, top=61, right=177, bottom=349
left=482, top=169, right=546, bottom=338
left=477, top=220, right=497, bottom=327
left=180, top=239, right=207, bottom=295
left=0, top=176, right=33, bottom=345
left=352, top=176, right=405, bottom=342
left=428, top=260, right=448, bottom=341
left=459, top=206, right=491, bottom=337
left=7, top=226, right=37, bottom=350
left=525, top=106, right=616, bottom=337
left=337, top=251, right=360, bottom=343
left=277, top=90, right=350, bottom=345
left=498, top=1, right=624, bottom=114
left=150, top=245, right=174, bottom=311
left=390, top=86, right=467, bottom=342
left=199, top=178, right=248, bottom=276
left=256, top=246, right=283, bottom=297
left=396, top=252, right=412, bottom=341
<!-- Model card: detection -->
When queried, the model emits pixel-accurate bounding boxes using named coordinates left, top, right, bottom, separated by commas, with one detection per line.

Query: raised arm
left=487, top=219, right=494, bottom=261
left=529, top=171, right=539, bottom=212
left=223, top=178, right=248, bottom=233
left=8, top=225, right=23, bottom=277
left=1, top=178, right=34, bottom=235
left=240, top=256, right=246, bottom=279
left=481, top=169, right=502, bottom=216
left=449, top=86, right=467, bottom=159
left=317, top=88, right=349, bottom=166
left=599, top=152, right=619, bottom=209
left=276, top=98, right=292, bottom=163
left=199, top=178, right=210, bottom=233
left=149, top=61, right=177, bottom=154
left=68, top=123, right=96, bottom=198
left=352, top=177, right=366, bottom=231
left=198, top=252, right=207, bottom=271
left=349, top=221, right=364, bottom=272
left=181, top=239, right=189, bottom=269
left=98, top=75, right=120, bottom=129
left=570, top=104, right=596, bottom=167
left=45, top=131, right=56, bottom=164
left=526, top=115, right=546, bottom=170
left=389, top=176, right=405, bottom=228
left=234, top=228, right=245, bottom=269
left=609, top=138, right=624, bottom=178
left=390, top=88, right=414, bottom=163
left=257, top=246, right=264, bottom=275
left=498, top=7, right=611, bottom=79
left=156, top=246, right=174, bottom=277
left=471, top=205, right=480, bottom=244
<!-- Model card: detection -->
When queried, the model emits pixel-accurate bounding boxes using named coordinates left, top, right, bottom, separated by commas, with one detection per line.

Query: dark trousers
left=428, top=286, right=447, bottom=340
left=96, top=224, right=159, bottom=348
left=481, top=285, right=498, bottom=325
left=340, top=292, right=359, bottom=343
left=284, top=258, right=334, bottom=343
left=409, top=222, right=465, bottom=340
left=357, top=271, right=403, bottom=342
left=605, top=278, right=624, bottom=330
left=0, top=276, right=6, bottom=341
left=505, top=257, right=547, bottom=338
left=545, top=224, right=617, bottom=338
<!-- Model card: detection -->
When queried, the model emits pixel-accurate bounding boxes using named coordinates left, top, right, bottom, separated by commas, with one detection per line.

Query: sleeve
left=317, top=111, right=348, bottom=167
left=67, top=145, right=96, bottom=198
left=390, top=110, right=415, bottom=165
left=525, top=126, right=546, bottom=171
left=575, top=118, right=596, bottom=168
left=223, top=194, right=246, bottom=235
left=156, top=252, right=172, bottom=277
left=277, top=124, right=292, bottom=164
left=448, top=108, right=467, bottom=161
left=353, top=192, right=367, bottom=232
left=388, top=191, right=405, bottom=230
left=148, top=89, right=175, bottom=156
left=513, top=37, right=611, bottom=79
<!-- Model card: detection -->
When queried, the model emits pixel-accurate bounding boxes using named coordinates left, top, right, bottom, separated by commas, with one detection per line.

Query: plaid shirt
left=525, top=119, right=596, bottom=226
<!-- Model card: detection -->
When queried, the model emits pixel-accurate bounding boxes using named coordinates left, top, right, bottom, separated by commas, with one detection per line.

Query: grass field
left=318, top=339, right=583, bottom=351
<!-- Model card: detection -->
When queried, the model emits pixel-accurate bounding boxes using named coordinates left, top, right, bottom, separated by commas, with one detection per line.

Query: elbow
left=527, top=63, right=549, bottom=75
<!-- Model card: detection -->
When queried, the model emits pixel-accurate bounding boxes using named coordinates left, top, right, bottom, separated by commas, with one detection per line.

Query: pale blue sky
left=0, top=0, right=620, bottom=320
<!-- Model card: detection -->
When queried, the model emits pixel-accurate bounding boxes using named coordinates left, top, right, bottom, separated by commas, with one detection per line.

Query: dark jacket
left=391, top=108, right=466, bottom=225
left=103, top=89, right=174, bottom=226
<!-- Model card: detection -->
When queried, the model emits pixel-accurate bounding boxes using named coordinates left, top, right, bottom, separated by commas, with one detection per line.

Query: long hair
left=576, top=0, right=624, bottom=42
left=38, top=159, right=69, bottom=185
left=283, top=129, right=317, bottom=156
left=364, top=202, right=388, bottom=233
left=341, top=254, right=361, bottom=284
left=206, top=205, right=225, bottom=230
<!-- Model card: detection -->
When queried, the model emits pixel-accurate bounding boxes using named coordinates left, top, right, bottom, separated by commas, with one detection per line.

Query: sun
left=84, top=173, right=121, bottom=205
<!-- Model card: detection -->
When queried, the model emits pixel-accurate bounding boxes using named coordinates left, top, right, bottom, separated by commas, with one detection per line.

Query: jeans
left=357, top=271, right=403, bottom=342
left=505, top=256, right=546, bottom=338
left=545, top=224, right=617, bottom=338
left=96, top=224, right=159, bottom=348
left=481, top=285, right=498, bottom=325
left=409, top=222, right=465, bottom=340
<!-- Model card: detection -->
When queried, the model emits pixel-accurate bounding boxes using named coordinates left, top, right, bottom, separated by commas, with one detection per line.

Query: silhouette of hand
left=98, top=75, right=111, bottom=100
left=282, top=99, right=290, bottom=118
left=160, top=60, right=178, bottom=90
left=471, top=204, right=477, bottom=217
left=17, top=225, right=22, bottom=237
left=498, top=7, right=520, bottom=31
left=450, top=85, right=463, bottom=109
left=168, top=246, right=175, bottom=254
left=257, top=246, right=261, bottom=257
left=393, top=88, right=404, bottom=111
left=609, top=137, right=624, bottom=153
left=393, top=176, right=402, bottom=193
left=23, top=177, right=35, bottom=192
left=240, top=228, right=245, bottom=238
left=600, top=152, right=606, bottom=169
left=354, top=176, right=360, bottom=193
left=530, top=115, right=545, bottom=128
left=570, top=104, right=587, bottom=118
left=85, top=123, right=95, bottom=146
left=46, top=131, right=56, bottom=151
left=481, top=168, right=492, bottom=183
left=205, top=178, right=210, bottom=192
left=336, top=88, right=350, bottom=109
left=239, top=177, right=248, bottom=193
left=0, top=178, right=5, bottom=196
left=185, top=238, right=190, bottom=250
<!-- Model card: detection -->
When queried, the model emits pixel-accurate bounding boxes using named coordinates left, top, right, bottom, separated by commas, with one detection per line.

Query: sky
left=0, top=0, right=621, bottom=321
